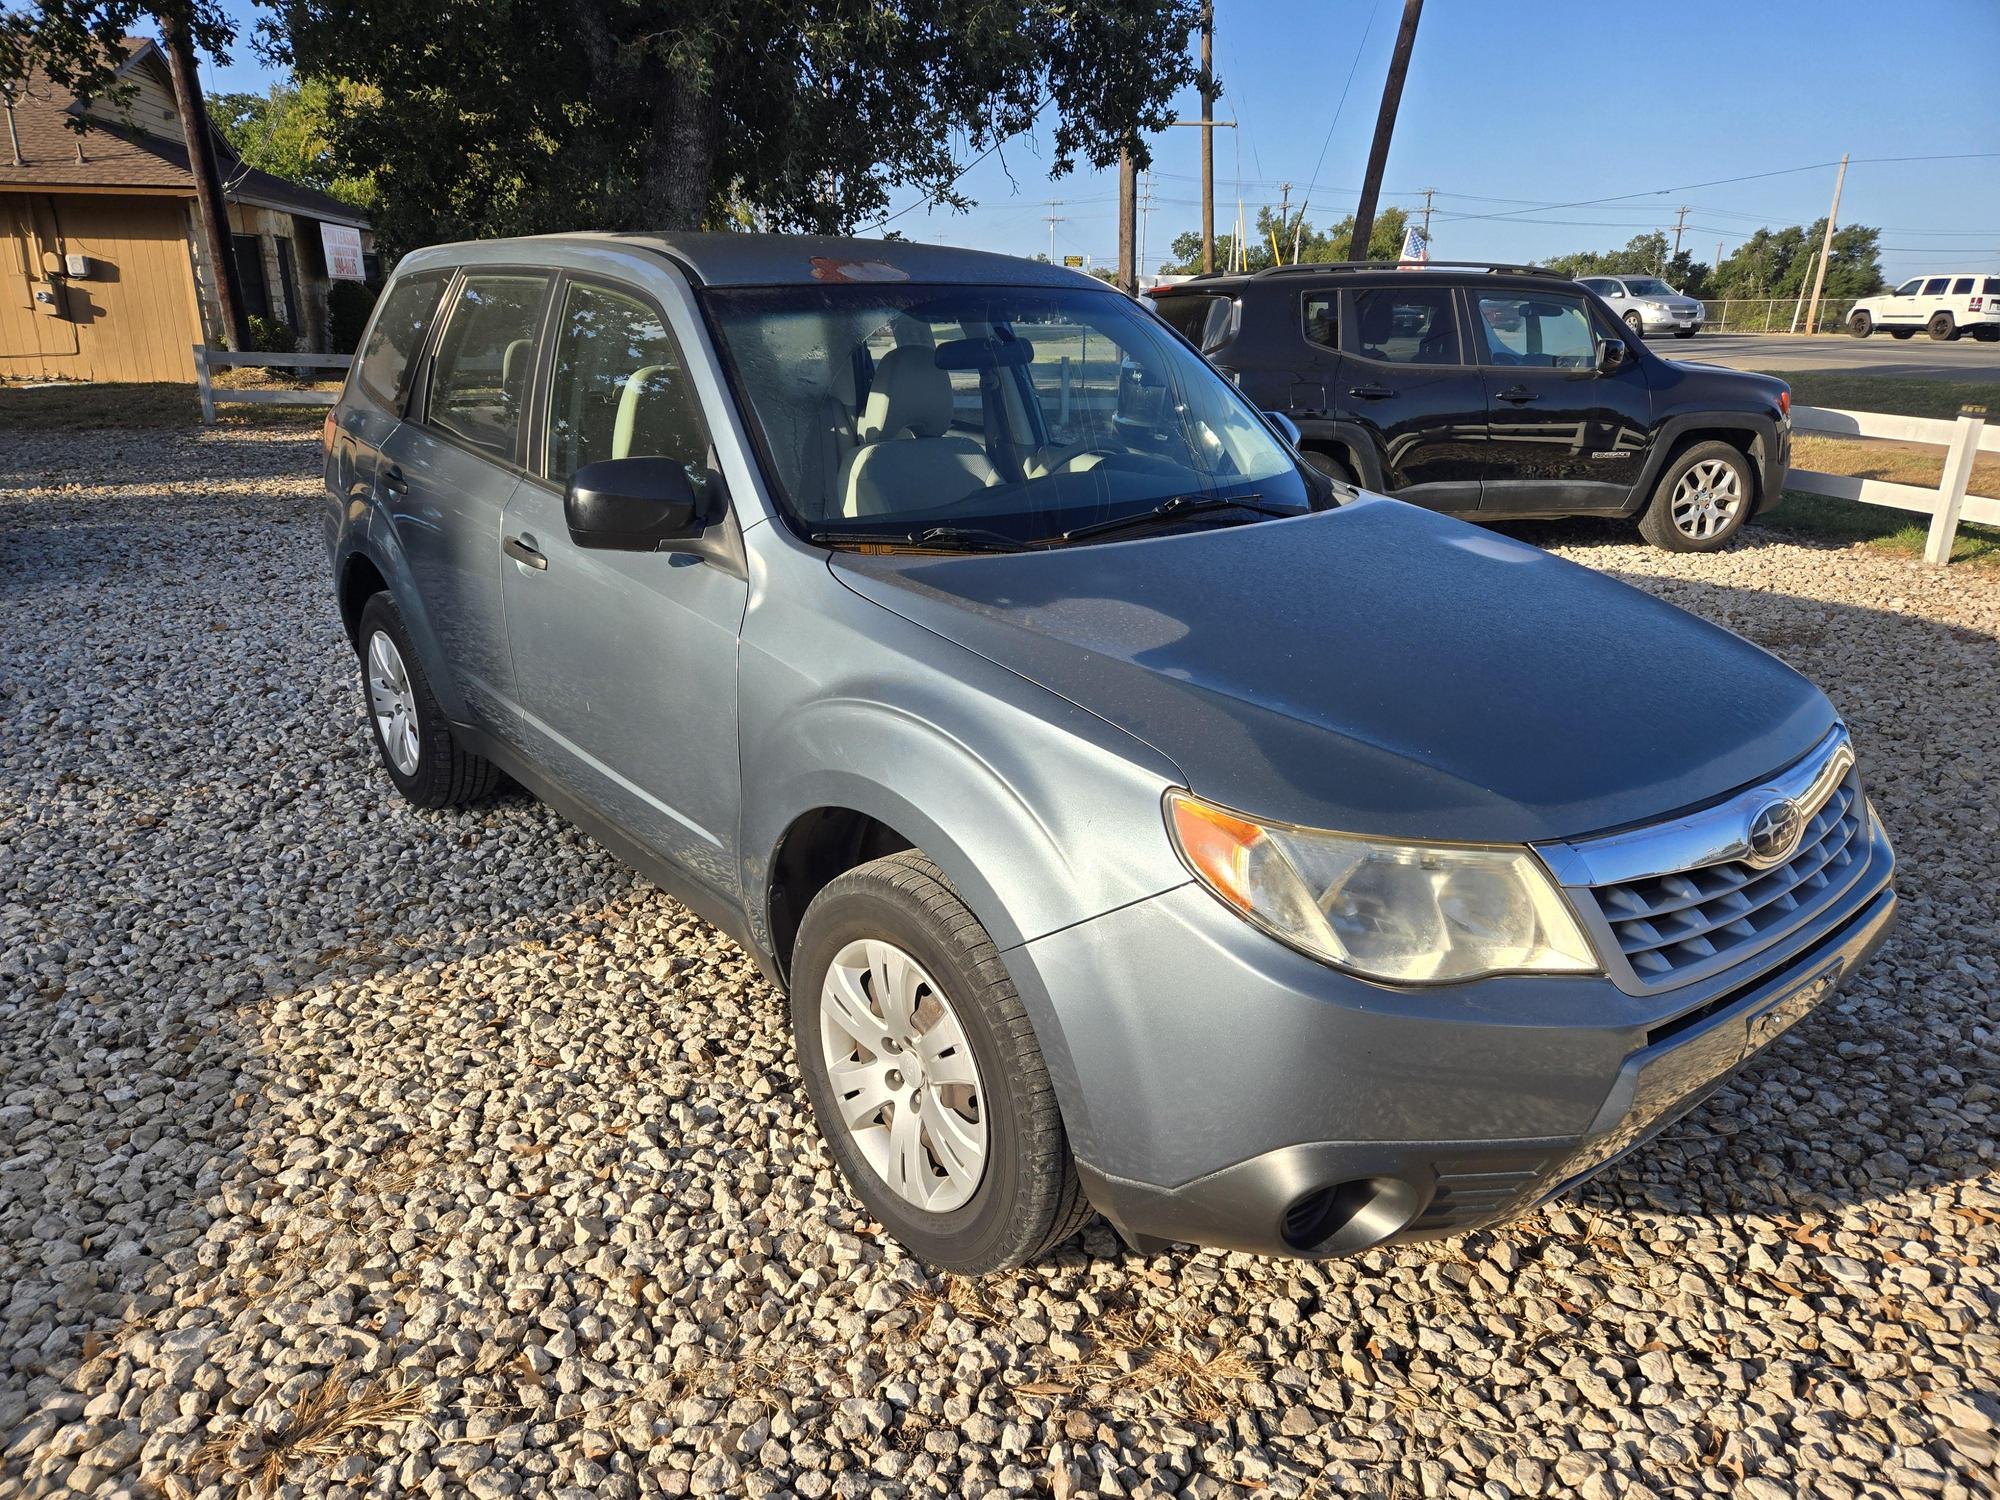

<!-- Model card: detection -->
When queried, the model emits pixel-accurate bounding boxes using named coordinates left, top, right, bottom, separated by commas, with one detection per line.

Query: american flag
left=1399, top=225, right=1430, bottom=266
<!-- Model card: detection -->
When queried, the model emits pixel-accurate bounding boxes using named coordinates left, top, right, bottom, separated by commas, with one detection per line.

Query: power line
left=1292, top=0, right=1381, bottom=250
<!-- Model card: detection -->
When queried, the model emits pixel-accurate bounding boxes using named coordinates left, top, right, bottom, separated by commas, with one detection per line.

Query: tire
left=1890, top=328, right=1916, bottom=340
left=790, top=851, right=1091, bottom=1273
left=355, top=592, right=501, bottom=809
left=1638, top=440, right=1755, bottom=553
left=1848, top=311, right=1872, bottom=338
left=1623, top=310, right=1645, bottom=338
left=1301, top=447, right=1357, bottom=486
left=1928, top=311, right=1957, bottom=341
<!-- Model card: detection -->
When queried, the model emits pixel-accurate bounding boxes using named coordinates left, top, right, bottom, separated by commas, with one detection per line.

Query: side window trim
left=1336, top=285, right=1465, bottom=368
left=417, top=265, right=556, bottom=474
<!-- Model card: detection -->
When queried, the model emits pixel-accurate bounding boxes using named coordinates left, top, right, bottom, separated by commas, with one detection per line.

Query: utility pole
left=1803, top=152, right=1848, bottom=337
left=1419, top=187, right=1435, bottom=243
left=159, top=11, right=247, bottom=350
left=1042, top=201, right=1066, bottom=264
left=1350, top=0, right=1425, bottom=261
left=1199, top=2, right=1216, bottom=274
left=1671, top=205, right=1690, bottom=259
left=1117, top=147, right=1137, bottom=295
left=1276, top=181, right=1292, bottom=265
left=1139, top=172, right=1155, bottom=278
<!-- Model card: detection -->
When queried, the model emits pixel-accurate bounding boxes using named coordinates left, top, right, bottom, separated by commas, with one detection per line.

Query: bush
left=246, top=315, right=299, bottom=354
left=327, top=280, right=379, bottom=355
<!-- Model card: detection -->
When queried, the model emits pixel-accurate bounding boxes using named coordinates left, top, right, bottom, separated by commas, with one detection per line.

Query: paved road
left=1647, top=331, right=2000, bottom=381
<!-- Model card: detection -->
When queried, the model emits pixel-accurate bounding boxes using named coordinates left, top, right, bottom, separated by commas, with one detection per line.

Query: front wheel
left=1623, top=310, right=1646, bottom=338
left=1638, top=441, right=1754, bottom=553
left=790, top=851, right=1091, bottom=1273
left=1848, top=311, right=1872, bottom=338
left=1929, top=312, right=1957, bottom=341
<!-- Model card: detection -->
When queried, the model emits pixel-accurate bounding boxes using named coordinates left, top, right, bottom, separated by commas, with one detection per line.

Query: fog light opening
left=1279, top=1177, right=1424, bottom=1256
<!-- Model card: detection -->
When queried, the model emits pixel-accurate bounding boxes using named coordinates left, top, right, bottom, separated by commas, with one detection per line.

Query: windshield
left=704, top=282, right=1313, bottom=547
left=1623, top=278, right=1676, bottom=297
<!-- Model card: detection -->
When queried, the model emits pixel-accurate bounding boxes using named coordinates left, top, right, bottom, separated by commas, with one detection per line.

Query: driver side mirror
left=565, top=456, right=712, bottom=550
left=1595, top=338, right=1627, bottom=375
left=1265, top=411, right=1302, bottom=447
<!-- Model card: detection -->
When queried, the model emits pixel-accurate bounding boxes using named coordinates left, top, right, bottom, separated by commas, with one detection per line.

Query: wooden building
left=1, top=37, right=373, bottom=385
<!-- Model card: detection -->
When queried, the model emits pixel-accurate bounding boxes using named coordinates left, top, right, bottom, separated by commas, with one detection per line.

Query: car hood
left=829, top=498, right=1835, bottom=845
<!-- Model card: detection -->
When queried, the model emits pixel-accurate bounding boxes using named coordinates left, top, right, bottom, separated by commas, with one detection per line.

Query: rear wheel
left=790, top=851, right=1091, bottom=1273
left=1639, top=440, right=1754, bottom=553
left=355, top=593, right=501, bottom=808
left=1623, top=310, right=1646, bottom=338
left=1848, top=311, right=1872, bottom=338
left=1301, top=446, right=1357, bottom=486
left=1928, top=311, right=1957, bottom=341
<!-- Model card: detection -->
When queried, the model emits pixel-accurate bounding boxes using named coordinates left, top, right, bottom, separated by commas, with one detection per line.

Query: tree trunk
left=638, top=79, right=719, bottom=230
left=158, top=9, right=248, bottom=350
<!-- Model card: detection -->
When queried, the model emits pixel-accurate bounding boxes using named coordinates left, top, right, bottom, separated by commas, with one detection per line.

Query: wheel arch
left=1629, top=414, right=1773, bottom=516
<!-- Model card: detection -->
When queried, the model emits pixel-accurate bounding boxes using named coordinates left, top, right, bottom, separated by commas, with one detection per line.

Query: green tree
left=268, top=0, right=1210, bottom=251
left=1712, top=221, right=1882, bottom=299
left=1163, top=204, right=1407, bottom=274
left=210, top=77, right=377, bottom=209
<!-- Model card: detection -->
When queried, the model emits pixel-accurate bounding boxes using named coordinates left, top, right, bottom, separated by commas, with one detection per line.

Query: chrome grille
left=1537, top=727, right=1872, bottom=994
left=1597, top=779, right=1864, bottom=981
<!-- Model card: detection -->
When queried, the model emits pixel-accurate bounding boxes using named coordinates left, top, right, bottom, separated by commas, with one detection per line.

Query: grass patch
left=1758, top=490, right=2000, bottom=564
left=1776, top=372, right=1998, bottom=421
left=1, top=371, right=339, bottom=431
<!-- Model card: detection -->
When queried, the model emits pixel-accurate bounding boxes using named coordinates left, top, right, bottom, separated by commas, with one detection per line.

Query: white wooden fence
left=1789, top=403, right=1995, bottom=565
left=192, top=345, right=352, bottom=424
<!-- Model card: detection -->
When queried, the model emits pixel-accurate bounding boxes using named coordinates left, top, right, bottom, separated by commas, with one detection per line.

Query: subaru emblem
left=1745, top=797, right=1805, bottom=867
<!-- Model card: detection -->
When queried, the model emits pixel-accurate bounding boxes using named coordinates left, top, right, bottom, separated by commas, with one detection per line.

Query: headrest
left=857, top=345, right=953, bottom=443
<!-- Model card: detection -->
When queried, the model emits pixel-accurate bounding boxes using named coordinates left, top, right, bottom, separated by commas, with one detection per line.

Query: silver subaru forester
left=324, top=233, right=1894, bottom=1272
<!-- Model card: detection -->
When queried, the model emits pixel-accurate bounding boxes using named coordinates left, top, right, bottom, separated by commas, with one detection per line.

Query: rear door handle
left=380, top=464, right=407, bottom=495
left=503, top=534, right=548, bottom=571
left=1497, top=387, right=1540, bottom=403
left=1347, top=384, right=1394, bottom=400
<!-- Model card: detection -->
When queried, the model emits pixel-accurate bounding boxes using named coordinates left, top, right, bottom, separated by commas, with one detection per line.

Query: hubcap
left=818, top=938, right=987, bottom=1213
left=365, top=630, right=421, bottom=776
left=1670, top=458, right=1744, bottom=541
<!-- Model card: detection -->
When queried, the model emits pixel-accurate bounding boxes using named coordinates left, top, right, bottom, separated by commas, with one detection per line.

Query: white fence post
left=1925, top=406, right=1989, bottom=566
left=192, top=344, right=216, bottom=424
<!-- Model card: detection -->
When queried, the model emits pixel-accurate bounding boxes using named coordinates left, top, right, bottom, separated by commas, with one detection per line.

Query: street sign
left=1062, top=254, right=1085, bottom=268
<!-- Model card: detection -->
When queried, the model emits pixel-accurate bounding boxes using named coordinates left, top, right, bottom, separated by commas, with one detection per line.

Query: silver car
left=1579, top=275, right=1704, bottom=338
left=324, top=234, right=1894, bottom=1272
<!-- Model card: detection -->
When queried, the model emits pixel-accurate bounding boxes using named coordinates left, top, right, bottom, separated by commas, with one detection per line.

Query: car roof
left=1151, top=263, right=1570, bottom=297
left=394, top=230, right=1104, bottom=290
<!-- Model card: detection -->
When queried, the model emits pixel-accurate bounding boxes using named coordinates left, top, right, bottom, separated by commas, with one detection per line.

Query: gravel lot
left=3, top=426, right=1997, bottom=1500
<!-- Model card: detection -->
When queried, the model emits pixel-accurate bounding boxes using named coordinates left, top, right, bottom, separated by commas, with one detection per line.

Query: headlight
left=1646, top=300, right=1670, bottom=311
left=1166, top=792, right=1598, bottom=984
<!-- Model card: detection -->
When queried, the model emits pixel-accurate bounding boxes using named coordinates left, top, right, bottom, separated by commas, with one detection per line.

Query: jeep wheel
left=1623, top=310, right=1645, bottom=338
left=1639, top=441, right=1753, bottom=553
left=791, top=851, right=1091, bottom=1273
left=1848, top=311, right=1872, bottom=338
left=355, top=593, right=501, bottom=808
left=1928, top=311, right=1957, bottom=341
left=1301, top=447, right=1357, bottom=486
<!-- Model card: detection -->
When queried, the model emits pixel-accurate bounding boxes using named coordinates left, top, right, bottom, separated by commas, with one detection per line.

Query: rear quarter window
left=1153, top=293, right=1237, bottom=353
left=354, top=271, right=450, bottom=411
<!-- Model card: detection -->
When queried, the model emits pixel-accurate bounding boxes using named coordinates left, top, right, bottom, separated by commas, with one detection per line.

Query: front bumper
left=1637, top=308, right=1702, bottom=331
left=1012, top=813, right=1894, bottom=1259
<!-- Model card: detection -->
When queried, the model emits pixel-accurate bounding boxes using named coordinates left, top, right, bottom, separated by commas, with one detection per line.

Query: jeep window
left=427, top=274, right=551, bottom=461
left=1152, top=293, right=1238, bottom=353
left=545, top=280, right=711, bottom=488
left=1474, top=293, right=1597, bottom=369
left=1893, top=279, right=1922, bottom=296
left=1985, top=278, right=2000, bottom=296
left=1923, top=278, right=1950, bottom=295
left=354, top=270, right=448, bottom=411
left=1302, top=293, right=1337, bottom=349
left=1343, top=287, right=1461, bottom=365
left=705, top=283, right=1312, bottom=546
left=1952, top=277, right=1974, bottom=295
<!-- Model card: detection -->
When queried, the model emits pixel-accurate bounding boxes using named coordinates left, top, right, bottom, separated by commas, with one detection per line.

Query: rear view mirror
left=565, top=456, right=710, bottom=550
left=1596, top=339, right=1627, bottom=374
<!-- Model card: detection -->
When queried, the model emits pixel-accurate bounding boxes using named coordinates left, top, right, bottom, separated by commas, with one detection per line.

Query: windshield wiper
left=1059, top=492, right=1297, bottom=544
left=810, top=525, right=1038, bottom=553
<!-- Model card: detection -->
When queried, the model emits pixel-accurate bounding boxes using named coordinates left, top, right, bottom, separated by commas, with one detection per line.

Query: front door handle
left=503, top=534, right=548, bottom=571
left=380, top=464, right=407, bottom=495
left=1347, top=384, right=1394, bottom=400
left=1496, top=386, right=1541, bottom=403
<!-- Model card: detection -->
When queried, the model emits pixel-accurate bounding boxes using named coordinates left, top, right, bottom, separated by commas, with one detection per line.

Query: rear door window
left=1343, top=287, right=1461, bottom=365
left=425, top=273, right=552, bottom=463
left=354, top=270, right=448, bottom=411
left=1923, top=278, right=1950, bottom=295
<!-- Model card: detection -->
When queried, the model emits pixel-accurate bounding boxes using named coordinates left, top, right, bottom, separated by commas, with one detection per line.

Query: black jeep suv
left=1148, top=261, right=1791, bottom=552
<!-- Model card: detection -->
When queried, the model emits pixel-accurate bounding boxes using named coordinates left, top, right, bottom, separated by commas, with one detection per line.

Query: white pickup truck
left=1848, top=274, right=2000, bottom=342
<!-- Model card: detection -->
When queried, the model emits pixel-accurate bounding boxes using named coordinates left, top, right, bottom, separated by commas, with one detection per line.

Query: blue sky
left=200, top=0, right=2000, bottom=282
